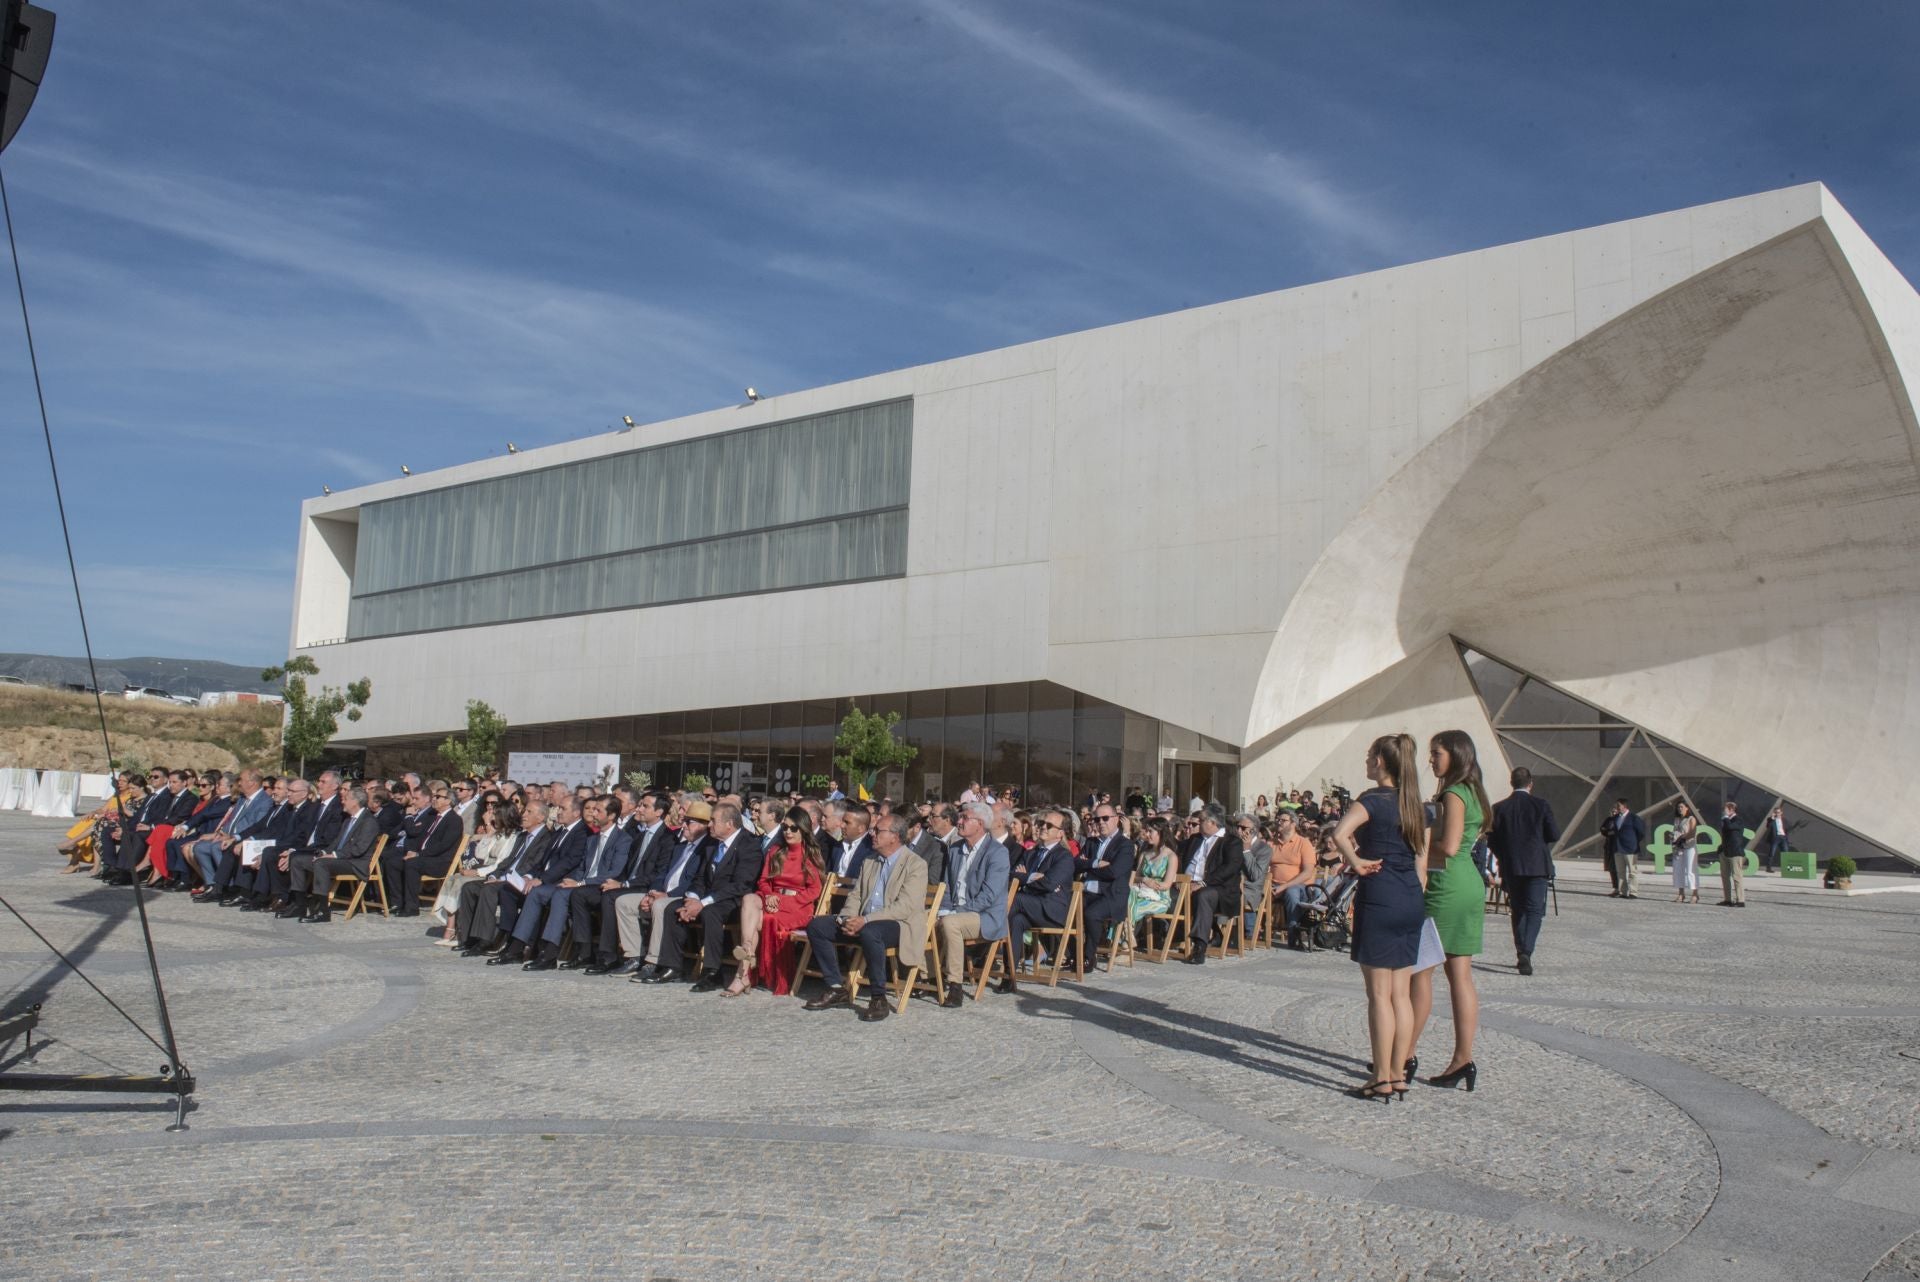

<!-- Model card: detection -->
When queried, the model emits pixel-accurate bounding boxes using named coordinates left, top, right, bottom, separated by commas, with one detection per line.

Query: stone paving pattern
left=1, top=813, right=1917, bottom=1280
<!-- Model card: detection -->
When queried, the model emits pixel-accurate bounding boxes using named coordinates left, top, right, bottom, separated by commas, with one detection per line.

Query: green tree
left=833, top=704, right=917, bottom=798
left=262, top=655, right=372, bottom=777
left=437, top=698, right=509, bottom=778
left=681, top=771, right=713, bottom=794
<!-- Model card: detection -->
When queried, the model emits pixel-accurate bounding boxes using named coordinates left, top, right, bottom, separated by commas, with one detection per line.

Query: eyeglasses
left=780, top=822, right=800, bottom=832
left=1039, top=820, right=1063, bottom=831
left=432, top=792, right=451, bottom=799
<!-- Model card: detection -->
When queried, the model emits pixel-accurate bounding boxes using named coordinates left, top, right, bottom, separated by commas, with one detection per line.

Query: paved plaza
left=1, top=812, right=1917, bottom=1281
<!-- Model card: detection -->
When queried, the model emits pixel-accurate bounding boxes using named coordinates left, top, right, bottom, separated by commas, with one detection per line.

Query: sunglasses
left=780, top=822, right=800, bottom=832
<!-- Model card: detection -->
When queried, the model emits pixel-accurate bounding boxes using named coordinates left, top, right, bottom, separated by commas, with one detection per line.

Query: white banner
left=0, top=768, right=35, bottom=811
left=30, top=770, right=79, bottom=819
left=506, top=752, right=622, bottom=789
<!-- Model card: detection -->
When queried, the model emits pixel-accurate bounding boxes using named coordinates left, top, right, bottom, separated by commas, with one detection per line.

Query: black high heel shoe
left=1427, top=1062, right=1477, bottom=1091
left=1404, top=1055, right=1418, bottom=1081
left=1348, top=1079, right=1400, bottom=1103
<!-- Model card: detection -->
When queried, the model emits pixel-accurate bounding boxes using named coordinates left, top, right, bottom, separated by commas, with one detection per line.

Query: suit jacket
left=943, top=836, right=1010, bottom=939
left=1601, top=811, right=1647, bottom=854
left=1183, top=832, right=1245, bottom=907
left=223, top=789, right=274, bottom=842
left=274, top=799, right=318, bottom=853
left=573, top=824, right=633, bottom=884
left=1489, top=790, right=1561, bottom=878
left=1011, top=841, right=1077, bottom=926
left=827, top=834, right=875, bottom=881
left=846, top=849, right=930, bottom=967
left=618, top=822, right=676, bottom=887
left=1239, top=838, right=1272, bottom=903
left=491, top=826, right=554, bottom=880
left=129, top=789, right=170, bottom=826
left=1717, top=812, right=1748, bottom=855
left=908, top=829, right=952, bottom=887
left=297, top=794, right=346, bottom=852
left=410, top=808, right=463, bottom=865
left=330, top=809, right=379, bottom=862
left=179, top=794, right=234, bottom=836
left=1076, top=833, right=1137, bottom=920
left=528, top=820, right=591, bottom=882
left=653, top=834, right=713, bottom=897
left=373, top=803, right=405, bottom=840
left=159, top=789, right=201, bottom=825
left=690, top=830, right=764, bottom=907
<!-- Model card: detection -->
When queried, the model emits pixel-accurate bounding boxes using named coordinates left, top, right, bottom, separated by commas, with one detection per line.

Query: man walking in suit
left=1762, top=805, right=1789, bottom=874
left=1716, top=800, right=1748, bottom=908
left=294, top=785, right=381, bottom=922
left=1078, top=801, right=1136, bottom=968
left=1600, top=800, right=1647, bottom=899
left=802, top=815, right=929, bottom=1022
left=1181, top=804, right=1243, bottom=964
left=456, top=801, right=552, bottom=953
left=934, top=803, right=1009, bottom=1008
left=1487, top=767, right=1560, bottom=975
left=994, top=810, right=1078, bottom=993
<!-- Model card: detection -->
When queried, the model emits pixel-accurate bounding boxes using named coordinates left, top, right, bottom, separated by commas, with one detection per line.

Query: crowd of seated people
left=65, top=764, right=1352, bottom=1018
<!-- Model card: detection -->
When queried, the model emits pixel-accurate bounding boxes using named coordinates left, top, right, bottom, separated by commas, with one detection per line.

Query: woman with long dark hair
left=1330, top=733, right=1429, bottom=1102
left=1670, top=800, right=1700, bottom=904
left=1410, top=729, right=1493, bottom=1092
left=727, top=805, right=825, bottom=997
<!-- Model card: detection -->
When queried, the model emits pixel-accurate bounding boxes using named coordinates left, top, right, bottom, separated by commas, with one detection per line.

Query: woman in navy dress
left=1330, top=733, right=1430, bottom=1101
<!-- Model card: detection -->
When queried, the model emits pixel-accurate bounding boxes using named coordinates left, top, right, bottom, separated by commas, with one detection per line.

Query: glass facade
left=360, top=681, right=1200, bottom=808
left=346, top=400, right=912, bottom=639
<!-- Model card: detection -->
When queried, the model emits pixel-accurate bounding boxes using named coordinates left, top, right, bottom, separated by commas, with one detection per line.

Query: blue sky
left=2, top=0, right=1915, bottom=665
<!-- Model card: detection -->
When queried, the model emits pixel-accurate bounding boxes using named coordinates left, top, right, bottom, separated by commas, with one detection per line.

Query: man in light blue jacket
left=934, top=802, right=1009, bottom=1009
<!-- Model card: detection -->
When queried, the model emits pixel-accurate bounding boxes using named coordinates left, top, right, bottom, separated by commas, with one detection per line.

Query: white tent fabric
left=79, top=772, right=114, bottom=801
left=30, top=770, right=79, bottom=818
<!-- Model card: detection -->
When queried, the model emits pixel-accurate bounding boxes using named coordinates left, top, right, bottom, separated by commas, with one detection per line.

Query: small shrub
left=1827, top=855, right=1858, bottom=880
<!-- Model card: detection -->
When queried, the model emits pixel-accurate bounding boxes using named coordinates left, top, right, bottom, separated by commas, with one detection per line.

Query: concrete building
left=290, top=183, right=1919, bottom=865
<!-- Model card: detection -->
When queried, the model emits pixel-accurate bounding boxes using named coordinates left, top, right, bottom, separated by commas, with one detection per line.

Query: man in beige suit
left=802, top=814, right=927, bottom=1023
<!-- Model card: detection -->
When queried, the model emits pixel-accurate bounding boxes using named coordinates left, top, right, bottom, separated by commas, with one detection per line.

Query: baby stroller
left=1295, top=868, right=1359, bottom=953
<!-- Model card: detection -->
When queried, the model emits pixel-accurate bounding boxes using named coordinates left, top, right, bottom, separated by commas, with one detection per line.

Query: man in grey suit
left=935, top=803, right=1010, bottom=1009
left=456, top=802, right=553, bottom=953
left=293, top=785, right=380, bottom=922
left=1234, top=813, right=1272, bottom=939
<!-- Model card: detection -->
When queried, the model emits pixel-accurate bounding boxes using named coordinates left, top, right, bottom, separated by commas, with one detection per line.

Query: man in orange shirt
left=1267, top=810, right=1318, bottom=949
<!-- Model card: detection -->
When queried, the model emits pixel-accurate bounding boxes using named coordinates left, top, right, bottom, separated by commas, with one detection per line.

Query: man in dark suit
left=1487, top=767, right=1560, bottom=975
left=270, top=770, right=345, bottom=912
left=486, top=796, right=589, bottom=959
left=293, top=784, right=381, bottom=922
left=162, top=773, right=234, bottom=889
left=569, top=790, right=674, bottom=971
left=624, top=804, right=711, bottom=981
left=456, top=802, right=554, bottom=954
left=1180, top=804, right=1243, bottom=965
left=665, top=802, right=766, bottom=991
left=510, top=796, right=632, bottom=970
left=822, top=803, right=875, bottom=881
left=908, top=808, right=952, bottom=888
left=1715, top=800, right=1748, bottom=908
left=190, top=769, right=269, bottom=900
left=242, top=779, right=319, bottom=911
left=1599, top=799, right=1647, bottom=899
left=392, top=782, right=463, bottom=917
left=1077, top=801, right=1136, bottom=967
left=995, top=810, right=1078, bottom=993
left=101, top=768, right=173, bottom=884
left=227, top=778, right=302, bottom=909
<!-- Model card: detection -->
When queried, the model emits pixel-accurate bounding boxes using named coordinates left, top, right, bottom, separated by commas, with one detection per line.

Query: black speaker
left=0, top=1, right=55, bottom=156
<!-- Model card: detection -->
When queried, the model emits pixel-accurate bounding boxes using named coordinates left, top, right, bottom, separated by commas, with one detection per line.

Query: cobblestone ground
left=1, top=813, right=1917, bottom=1281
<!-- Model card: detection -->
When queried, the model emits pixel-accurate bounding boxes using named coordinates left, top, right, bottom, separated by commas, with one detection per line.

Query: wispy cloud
left=913, top=0, right=1408, bottom=260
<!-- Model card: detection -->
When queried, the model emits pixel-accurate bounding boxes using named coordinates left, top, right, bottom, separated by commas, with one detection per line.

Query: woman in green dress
left=1129, top=818, right=1178, bottom=924
left=1410, top=729, right=1491, bottom=1091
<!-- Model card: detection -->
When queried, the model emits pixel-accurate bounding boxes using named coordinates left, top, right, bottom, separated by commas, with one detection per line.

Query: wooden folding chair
left=847, top=884, right=945, bottom=1015
left=1008, top=883, right=1084, bottom=986
left=326, top=835, right=390, bottom=921
left=789, top=875, right=855, bottom=997
left=1211, top=890, right=1245, bottom=960
left=416, top=845, right=460, bottom=908
left=1248, top=872, right=1274, bottom=948
left=1142, top=874, right=1193, bottom=963
left=1099, top=903, right=1135, bottom=970
left=971, top=883, right=1021, bottom=1000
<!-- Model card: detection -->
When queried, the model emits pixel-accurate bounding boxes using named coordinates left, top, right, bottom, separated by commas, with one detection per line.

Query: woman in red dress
left=725, top=807, right=825, bottom=997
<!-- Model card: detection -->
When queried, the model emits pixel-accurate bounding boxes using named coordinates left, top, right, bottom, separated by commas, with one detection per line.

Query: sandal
left=1348, top=1079, right=1400, bottom=1103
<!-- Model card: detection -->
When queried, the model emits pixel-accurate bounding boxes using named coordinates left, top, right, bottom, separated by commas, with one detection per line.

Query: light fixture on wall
left=322, top=485, right=332, bottom=495
left=622, top=415, right=636, bottom=430
left=744, top=387, right=761, bottom=402
left=507, top=442, right=518, bottom=454
left=400, top=465, right=411, bottom=476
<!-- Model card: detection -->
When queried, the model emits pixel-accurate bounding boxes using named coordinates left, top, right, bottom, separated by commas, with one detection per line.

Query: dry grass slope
left=0, top=686, right=282, bottom=773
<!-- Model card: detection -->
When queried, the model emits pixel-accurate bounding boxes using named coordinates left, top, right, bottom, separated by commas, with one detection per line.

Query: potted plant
left=1824, top=855, right=1857, bottom=890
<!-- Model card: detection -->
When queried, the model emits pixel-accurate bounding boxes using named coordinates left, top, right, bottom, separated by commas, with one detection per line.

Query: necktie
left=337, top=812, right=358, bottom=851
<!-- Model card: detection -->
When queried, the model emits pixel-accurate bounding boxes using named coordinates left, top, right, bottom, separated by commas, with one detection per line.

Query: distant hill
left=0, top=653, right=278, bottom=698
